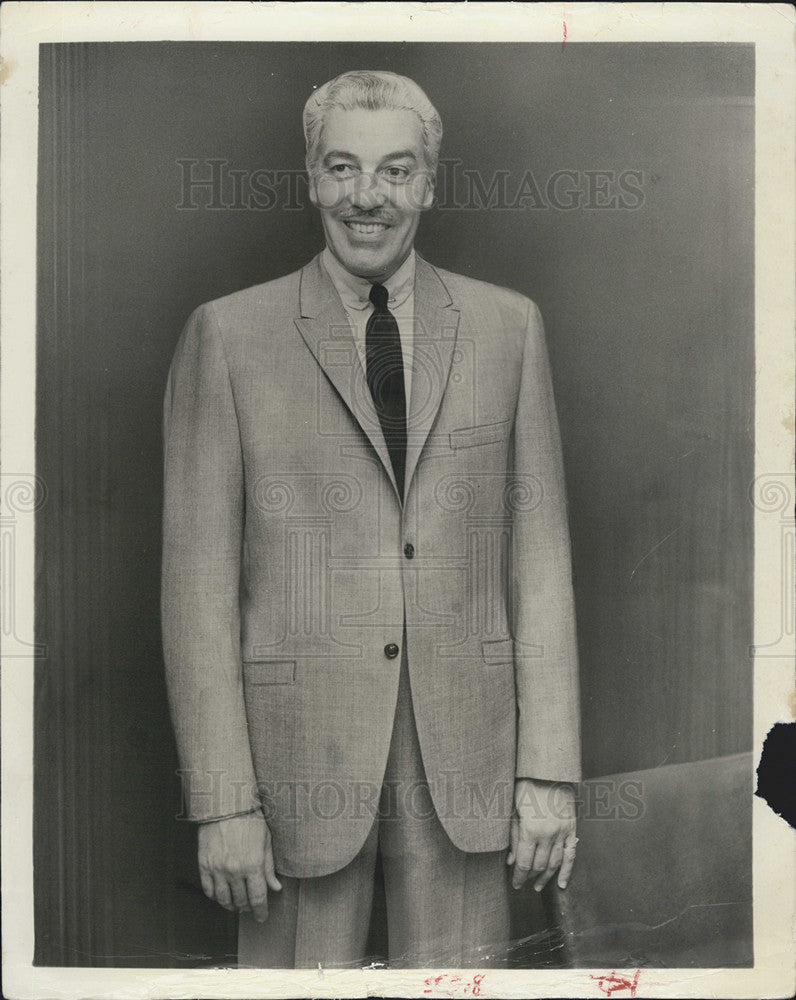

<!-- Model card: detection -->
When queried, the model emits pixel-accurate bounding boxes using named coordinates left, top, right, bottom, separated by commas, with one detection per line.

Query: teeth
left=346, top=222, right=388, bottom=233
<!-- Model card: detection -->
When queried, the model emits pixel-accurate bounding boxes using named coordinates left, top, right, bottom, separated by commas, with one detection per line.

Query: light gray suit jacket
left=161, top=252, right=581, bottom=878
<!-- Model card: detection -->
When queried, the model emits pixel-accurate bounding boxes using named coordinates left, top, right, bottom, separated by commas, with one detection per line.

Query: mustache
left=339, top=212, right=395, bottom=225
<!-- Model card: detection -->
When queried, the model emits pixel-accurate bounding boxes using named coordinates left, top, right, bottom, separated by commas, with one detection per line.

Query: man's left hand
left=507, top=778, right=577, bottom=891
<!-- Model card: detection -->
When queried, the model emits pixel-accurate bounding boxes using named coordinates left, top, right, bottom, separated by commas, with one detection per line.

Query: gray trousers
left=238, top=640, right=511, bottom=968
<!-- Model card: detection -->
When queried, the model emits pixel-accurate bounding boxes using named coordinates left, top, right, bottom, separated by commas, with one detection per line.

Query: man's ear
left=413, top=172, right=435, bottom=212
left=307, top=167, right=319, bottom=207
left=421, top=170, right=437, bottom=210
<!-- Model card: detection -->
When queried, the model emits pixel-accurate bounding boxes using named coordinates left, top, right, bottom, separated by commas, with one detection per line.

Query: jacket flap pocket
left=243, top=659, right=296, bottom=685
left=481, top=638, right=514, bottom=664
left=449, top=420, right=510, bottom=450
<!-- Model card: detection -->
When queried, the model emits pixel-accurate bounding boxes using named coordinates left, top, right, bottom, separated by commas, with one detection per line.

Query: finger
left=512, top=836, right=537, bottom=890
left=557, top=834, right=578, bottom=889
left=534, top=836, right=565, bottom=892
left=512, top=858, right=533, bottom=890
left=212, top=874, right=235, bottom=911
left=530, top=837, right=553, bottom=879
left=246, top=871, right=269, bottom=924
left=263, top=841, right=282, bottom=893
left=507, top=815, right=519, bottom=866
left=199, top=869, right=214, bottom=900
left=229, top=876, right=251, bottom=912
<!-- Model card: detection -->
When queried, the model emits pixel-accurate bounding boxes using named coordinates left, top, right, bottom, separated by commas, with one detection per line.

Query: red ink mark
left=590, top=969, right=641, bottom=998
left=423, top=973, right=485, bottom=997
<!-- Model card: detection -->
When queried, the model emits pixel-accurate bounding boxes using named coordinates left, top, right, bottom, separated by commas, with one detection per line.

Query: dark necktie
left=365, top=282, right=407, bottom=499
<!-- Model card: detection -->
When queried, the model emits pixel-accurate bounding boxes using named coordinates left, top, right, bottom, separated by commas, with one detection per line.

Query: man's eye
left=383, top=166, right=410, bottom=180
left=329, top=163, right=356, bottom=177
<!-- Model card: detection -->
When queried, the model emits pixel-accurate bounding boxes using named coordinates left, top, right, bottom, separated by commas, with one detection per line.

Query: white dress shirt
left=322, top=247, right=415, bottom=415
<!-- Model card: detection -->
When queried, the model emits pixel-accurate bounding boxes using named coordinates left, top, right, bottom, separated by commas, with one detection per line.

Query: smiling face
left=308, top=106, right=435, bottom=282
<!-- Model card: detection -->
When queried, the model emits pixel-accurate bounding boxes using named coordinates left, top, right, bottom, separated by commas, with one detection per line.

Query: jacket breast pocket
left=449, top=420, right=511, bottom=450
left=242, top=659, right=296, bottom=686
left=481, top=638, right=514, bottom=665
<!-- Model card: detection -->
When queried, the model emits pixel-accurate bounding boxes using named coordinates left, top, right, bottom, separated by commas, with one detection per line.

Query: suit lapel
left=403, top=255, right=460, bottom=503
left=294, top=254, right=399, bottom=498
left=293, top=252, right=460, bottom=506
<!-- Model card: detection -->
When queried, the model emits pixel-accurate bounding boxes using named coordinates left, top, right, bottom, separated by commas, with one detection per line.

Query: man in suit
left=162, top=69, right=581, bottom=969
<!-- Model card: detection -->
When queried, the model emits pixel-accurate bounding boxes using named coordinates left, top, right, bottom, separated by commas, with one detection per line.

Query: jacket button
left=384, top=643, right=400, bottom=659
left=403, top=542, right=414, bottom=559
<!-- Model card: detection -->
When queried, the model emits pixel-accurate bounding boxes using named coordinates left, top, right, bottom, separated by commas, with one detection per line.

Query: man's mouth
left=343, top=220, right=391, bottom=235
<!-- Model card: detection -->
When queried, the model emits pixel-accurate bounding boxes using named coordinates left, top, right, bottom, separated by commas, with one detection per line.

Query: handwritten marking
left=423, top=972, right=485, bottom=997
left=591, top=969, right=641, bottom=997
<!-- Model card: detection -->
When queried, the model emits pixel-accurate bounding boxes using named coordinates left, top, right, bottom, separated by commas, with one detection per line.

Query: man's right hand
left=198, top=812, right=282, bottom=923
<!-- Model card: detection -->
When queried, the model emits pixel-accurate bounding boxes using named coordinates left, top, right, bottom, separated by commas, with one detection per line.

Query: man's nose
left=348, top=172, right=387, bottom=210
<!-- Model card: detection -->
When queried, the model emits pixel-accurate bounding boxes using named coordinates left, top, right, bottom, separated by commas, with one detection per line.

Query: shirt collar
left=322, top=247, right=416, bottom=313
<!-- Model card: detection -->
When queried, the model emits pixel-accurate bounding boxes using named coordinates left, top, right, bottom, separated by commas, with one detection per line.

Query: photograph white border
left=2, top=3, right=794, bottom=997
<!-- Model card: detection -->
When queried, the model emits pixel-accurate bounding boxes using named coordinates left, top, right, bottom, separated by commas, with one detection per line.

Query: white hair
left=303, top=70, right=443, bottom=176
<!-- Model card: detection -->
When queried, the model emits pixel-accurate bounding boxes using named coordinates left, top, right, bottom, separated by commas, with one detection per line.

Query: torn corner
left=755, top=721, right=796, bottom=829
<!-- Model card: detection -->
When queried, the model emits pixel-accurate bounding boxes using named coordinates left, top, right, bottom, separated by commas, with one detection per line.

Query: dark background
left=35, top=42, right=754, bottom=966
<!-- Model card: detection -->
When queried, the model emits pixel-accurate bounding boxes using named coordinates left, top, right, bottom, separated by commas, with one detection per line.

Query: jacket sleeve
left=511, top=298, right=582, bottom=783
left=161, top=302, right=260, bottom=822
